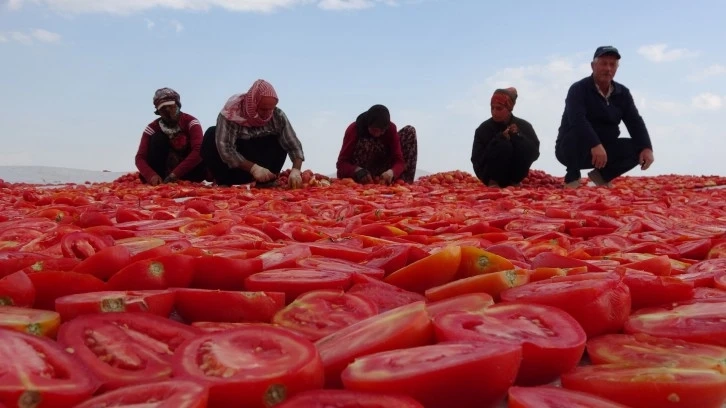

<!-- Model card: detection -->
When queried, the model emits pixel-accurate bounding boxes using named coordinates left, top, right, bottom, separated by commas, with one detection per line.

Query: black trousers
left=475, top=144, right=536, bottom=187
left=201, top=126, right=287, bottom=186
left=556, top=134, right=640, bottom=183
left=140, top=133, right=207, bottom=183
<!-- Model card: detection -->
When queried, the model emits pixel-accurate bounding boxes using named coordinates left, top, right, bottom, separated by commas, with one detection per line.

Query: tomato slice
left=425, top=292, right=494, bottom=318
left=0, top=306, right=61, bottom=337
left=624, top=301, right=726, bottom=346
left=425, top=269, right=530, bottom=302
left=622, top=270, right=694, bottom=310
left=107, top=254, right=194, bottom=291
left=28, top=271, right=107, bottom=311
left=0, top=271, right=35, bottom=307
left=257, top=244, right=313, bottom=270
left=57, top=312, right=200, bottom=391
left=341, top=342, right=521, bottom=408
left=74, top=380, right=208, bottom=408
left=363, top=245, right=411, bottom=276
left=272, top=289, right=378, bottom=341
left=54, top=290, right=175, bottom=321
left=347, top=273, right=425, bottom=312
left=190, top=255, right=263, bottom=290
left=245, top=269, right=351, bottom=302
left=315, top=301, right=433, bottom=387
left=72, top=245, right=132, bottom=280
left=114, top=236, right=165, bottom=256
left=295, top=256, right=384, bottom=279
left=508, top=386, right=630, bottom=408
left=60, top=231, right=109, bottom=260
left=587, top=333, right=726, bottom=373
left=455, top=246, right=514, bottom=279
left=434, top=302, right=586, bottom=385
left=174, top=288, right=284, bottom=323
left=172, top=325, right=324, bottom=408
left=0, top=329, right=98, bottom=408
left=276, top=389, right=423, bottom=408
left=384, top=245, right=462, bottom=293
left=561, top=365, right=726, bottom=408
left=304, top=242, right=371, bottom=263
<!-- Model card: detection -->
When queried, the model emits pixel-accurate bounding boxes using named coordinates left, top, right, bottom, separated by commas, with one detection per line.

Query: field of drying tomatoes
left=1, top=169, right=726, bottom=408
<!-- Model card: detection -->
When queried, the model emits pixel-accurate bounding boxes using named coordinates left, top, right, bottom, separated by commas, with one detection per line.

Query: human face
left=367, top=126, right=387, bottom=137
left=491, top=103, right=511, bottom=123
left=257, top=96, right=278, bottom=120
left=158, top=104, right=179, bottom=125
left=591, top=55, right=619, bottom=85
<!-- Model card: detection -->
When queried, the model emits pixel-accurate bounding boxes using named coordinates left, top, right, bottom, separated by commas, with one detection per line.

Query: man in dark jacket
left=556, top=46, right=655, bottom=188
left=471, top=87, right=540, bottom=188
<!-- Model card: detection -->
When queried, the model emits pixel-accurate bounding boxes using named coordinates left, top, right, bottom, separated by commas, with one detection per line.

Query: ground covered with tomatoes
left=1, top=169, right=726, bottom=408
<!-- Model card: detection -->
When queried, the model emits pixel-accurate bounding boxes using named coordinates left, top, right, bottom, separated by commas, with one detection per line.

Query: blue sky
left=1, top=0, right=725, bottom=177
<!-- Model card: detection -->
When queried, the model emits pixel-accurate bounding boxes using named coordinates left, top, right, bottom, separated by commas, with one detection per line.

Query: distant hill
left=0, top=166, right=128, bottom=185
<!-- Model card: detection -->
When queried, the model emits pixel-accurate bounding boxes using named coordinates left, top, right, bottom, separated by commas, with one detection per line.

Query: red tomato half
left=0, top=306, right=60, bottom=337
left=315, top=301, right=433, bottom=387
left=434, top=302, right=586, bottom=385
left=74, top=380, right=208, bottom=408
left=363, top=245, right=411, bottom=276
left=245, top=269, right=351, bottom=302
left=174, top=288, right=284, bottom=323
left=28, top=271, right=106, bottom=310
left=383, top=245, right=462, bottom=293
left=622, top=270, right=694, bottom=310
left=0, top=271, right=35, bottom=307
left=190, top=255, right=263, bottom=290
left=561, top=365, right=726, bottom=408
left=425, top=292, right=494, bottom=318
left=72, top=245, right=132, bottom=280
left=341, top=342, right=521, bottom=408
left=508, top=386, right=629, bottom=408
left=347, top=273, right=425, bottom=313
left=624, top=301, right=726, bottom=346
left=54, top=290, right=175, bottom=321
left=276, top=389, right=423, bottom=408
left=172, top=325, right=324, bottom=408
left=501, top=273, right=631, bottom=337
left=296, top=257, right=385, bottom=279
left=587, top=333, right=726, bottom=373
left=272, top=290, right=378, bottom=341
left=60, top=231, right=109, bottom=260
left=0, top=328, right=98, bottom=408
left=107, top=254, right=194, bottom=290
left=57, top=312, right=199, bottom=391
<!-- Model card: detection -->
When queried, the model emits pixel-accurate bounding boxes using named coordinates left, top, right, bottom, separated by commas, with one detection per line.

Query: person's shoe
left=564, top=179, right=581, bottom=189
left=587, top=170, right=614, bottom=188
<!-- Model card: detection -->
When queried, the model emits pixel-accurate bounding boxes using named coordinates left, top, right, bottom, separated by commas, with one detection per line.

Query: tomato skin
left=434, top=302, right=586, bottom=385
left=384, top=245, right=462, bottom=293
left=72, top=244, right=132, bottom=280
left=54, top=290, right=175, bottom=321
left=341, top=342, right=522, bottom=408
left=276, top=389, right=424, bottom=408
left=507, top=386, right=630, bottom=408
left=0, top=328, right=99, bottom=408
left=425, top=292, right=494, bottom=318
left=622, top=270, right=694, bottom=310
left=191, top=255, right=263, bottom=290
left=316, top=301, right=434, bottom=387
left=624, top=301, right=726, bottom=346
left=363, top=245, right=411, bottom=276
left=174, top=289, right=285, bottom=323
left=74, top=380, right=209, bottom=408
left=272, top=290, right=378, bottom=341
left=245, top=269, right=351, bottom=302
left=58, top=312, right=200, bottom=391
left=0, top=306, right=61, bottom=337
left=561, top=365, right=726, bottom=408
left=425, top=269, right=530, bottom=302
left=455, top=246, right=514, bottom=279
left=347, top=273, right=425, bottom=312
left=0, top=271, right=35, bottom=307
left=29, top=271, right=107, bottom=310
left=107, top=254, right=195, bottom=291
left=172, top=325, right=325, bottom=408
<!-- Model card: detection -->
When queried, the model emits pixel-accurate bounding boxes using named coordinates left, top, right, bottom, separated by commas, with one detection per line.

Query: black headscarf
left=356, top=104, right=391, bottom=139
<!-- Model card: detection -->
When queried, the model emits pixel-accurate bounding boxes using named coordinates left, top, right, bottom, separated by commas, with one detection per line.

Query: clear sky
left=1, top=0, right=724, bottom=177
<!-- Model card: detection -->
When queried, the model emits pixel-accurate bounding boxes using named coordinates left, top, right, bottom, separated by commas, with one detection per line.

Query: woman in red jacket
left=336, top=105, right=417, bottom=184
left=135, top=88, right=207, bottom=185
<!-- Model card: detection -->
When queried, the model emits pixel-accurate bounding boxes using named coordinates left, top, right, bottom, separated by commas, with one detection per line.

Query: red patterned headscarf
left=491, top=87, right=518, bottom=111
left=220, top=79, right=279, bottom=127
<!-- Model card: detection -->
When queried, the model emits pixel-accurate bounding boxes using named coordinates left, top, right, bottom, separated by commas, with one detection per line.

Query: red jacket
left=336, top=122, right=405, bottom=179
left=135, top=113, right=203, bottom=181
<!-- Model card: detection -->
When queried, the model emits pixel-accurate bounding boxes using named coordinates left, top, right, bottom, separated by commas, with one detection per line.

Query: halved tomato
left=245, top=269, right=351, bottom=302
left=74, top=380, right=208, bottom=408
left=0, top=328, right=98, bottom=408
left=29, top=271, right=107, bottom=310
left=174, top=289, right=284, bottom=323
left=508, top=386, right=630, bottom=408
left=0, top=306, right=60, bottom=337
left=341, top=342, right=521, bottom=408
left=425, top=292, right=494, bottom=318
left=60, top=231, right=109, bottom=260
left=433, top=302, right=586, bottom=385
left=72, top=245, right=132, bottom=280
left=107, top=254, right=194, bottom=291
left=58, top=312, right=199, bottom=391
left=622, top=270, right=694, bottom=310
left=561, top=365, right=726, bottom=408
left=257, top=244, right=313, bottom=271
left=347, top=273, right=425, bottom=312
left=587, top=333, right=726, bottom=373
left=0, top=271, right=35, bottom=307
left=425, top=269, right=530, bottom=302
left=276, top=389, right=423, bottom=408
left=455, top=246, right=514, bottom=279
left=172, top=325, right=324, bottom=408
left=54, top=290, right=175, bottom=321
left=383, top=245, right=462, bottom=293
left=190, top=255, right=263, bottom=290
left=624, top=301, right=726, bottom=346
left=315, top=301, right=433, bottom=387
left=363, top=245, right=411, bottom=276
left=272, top=290, right=378, bottom=341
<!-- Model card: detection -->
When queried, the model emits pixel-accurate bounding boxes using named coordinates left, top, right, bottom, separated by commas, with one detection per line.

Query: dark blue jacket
left=557, top=76, right=652, bottom=151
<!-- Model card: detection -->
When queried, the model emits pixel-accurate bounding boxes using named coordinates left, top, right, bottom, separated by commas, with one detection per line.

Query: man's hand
left=639, top=148, right=654, bottom=170
left=250, top=164, right=276, bottom=182
left=288, top=168, right=303, bottom=189
left=354, top=167, right=373, bottom=184
left=591, top=144, right=607, bottom=169
left=163, top=173, right=178, bottom=183
left=149, top=175, right=163, bottom=186
left=508, top=124, right=519, bottom=135
left=380, top=169, right=394, bottom=185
